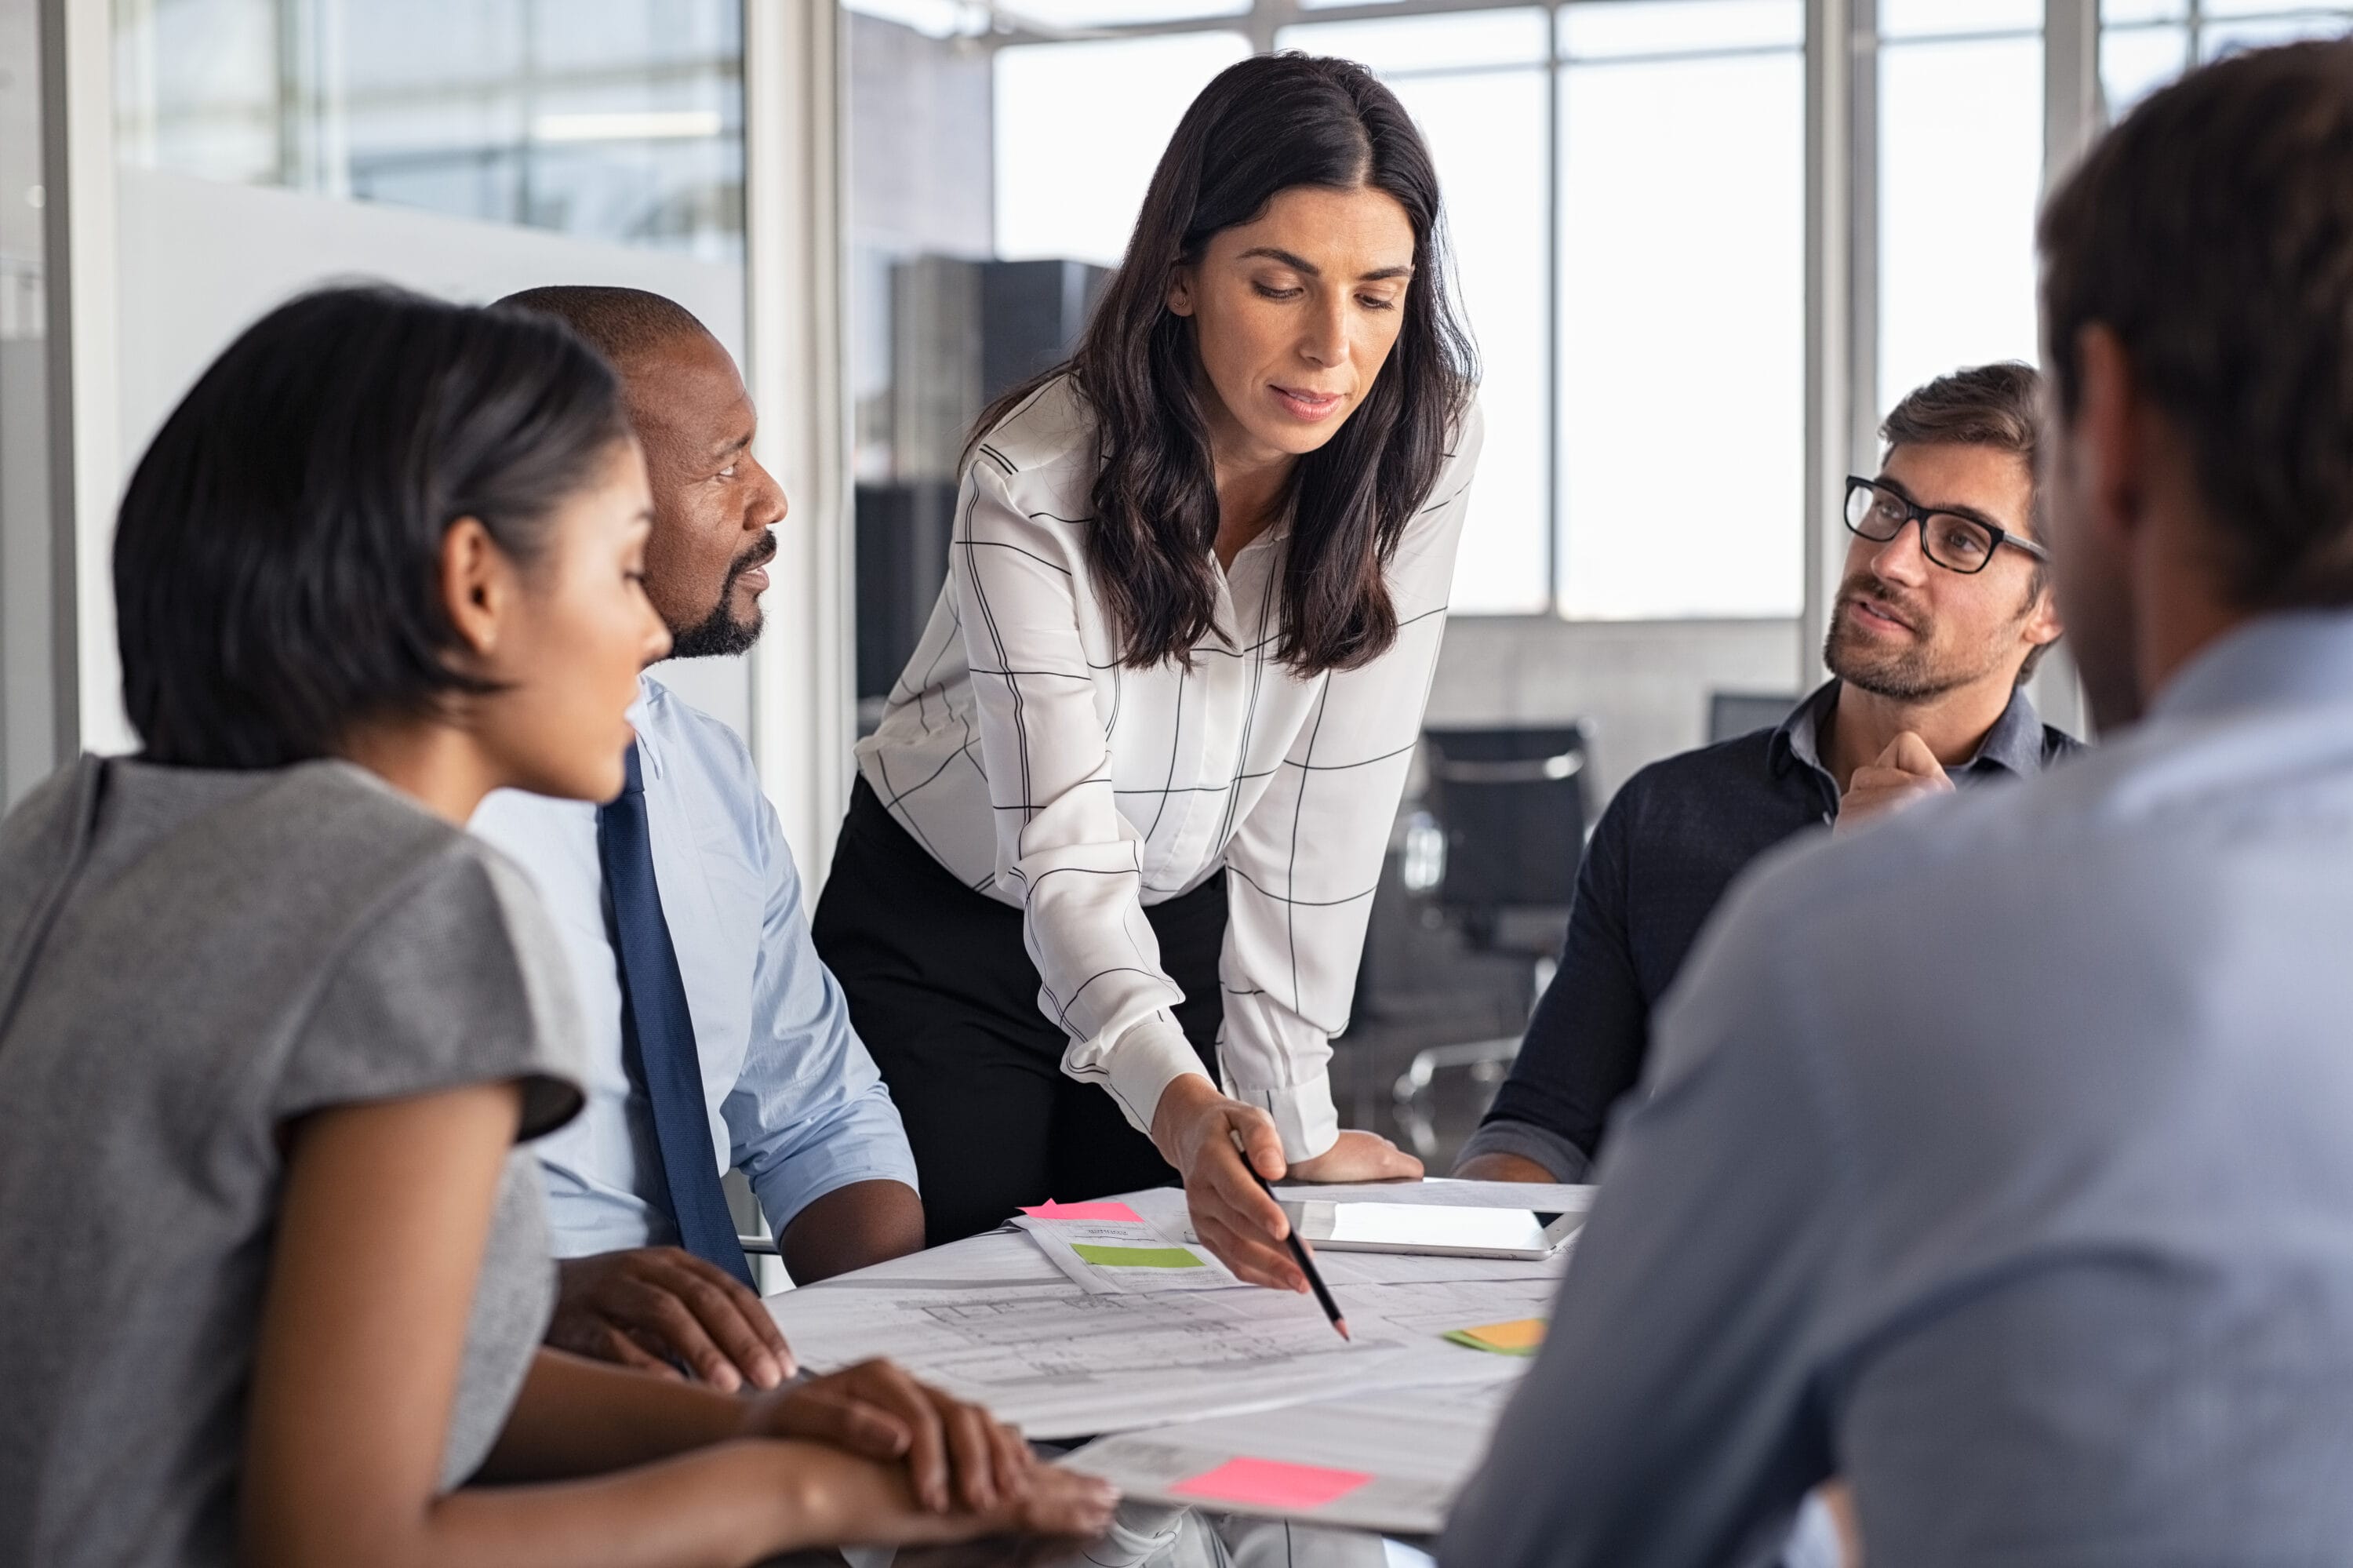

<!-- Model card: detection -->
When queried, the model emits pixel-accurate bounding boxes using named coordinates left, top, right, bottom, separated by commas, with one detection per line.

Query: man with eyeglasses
left=1456, top=362, right=2075, bottom=1189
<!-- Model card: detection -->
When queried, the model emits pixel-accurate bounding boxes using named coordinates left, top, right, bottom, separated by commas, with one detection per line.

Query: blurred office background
left=5, top=0, right=2348, bottom=1162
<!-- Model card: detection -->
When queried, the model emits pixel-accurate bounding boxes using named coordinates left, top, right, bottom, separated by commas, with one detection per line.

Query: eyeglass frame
left=1842, top=475, right=2050, bottom=576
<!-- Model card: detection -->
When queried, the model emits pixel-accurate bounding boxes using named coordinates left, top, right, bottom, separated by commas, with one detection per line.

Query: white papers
left=764, top=1260, right=1551, bottom=1441
left=1014, top=1213, right=1246, bottom=1295
left=767, top=1270, right=1403, bottom=1439
left=1060, top=1380, right=1521, bottom=1537
left=762, top=1185, right=1568, bottom=1445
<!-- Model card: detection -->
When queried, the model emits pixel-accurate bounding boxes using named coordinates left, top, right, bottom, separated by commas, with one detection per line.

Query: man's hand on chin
left=1837, top=730, right=1955, bottom=835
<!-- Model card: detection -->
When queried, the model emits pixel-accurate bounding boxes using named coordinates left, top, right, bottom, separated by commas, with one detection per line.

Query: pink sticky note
left=1168, top=1457, right=1373, bottom=1512
left=1020, top=1199, right=1147, bottom=1223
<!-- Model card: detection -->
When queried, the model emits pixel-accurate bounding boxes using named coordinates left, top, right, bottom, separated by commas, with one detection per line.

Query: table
left=758, top=1182, right=1587, bottom=1566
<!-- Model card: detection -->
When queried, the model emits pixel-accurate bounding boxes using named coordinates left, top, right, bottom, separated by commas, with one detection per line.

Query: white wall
left=1427, top=616, right=1805, bottom=808
left=105, top=166, right=754, bottom=747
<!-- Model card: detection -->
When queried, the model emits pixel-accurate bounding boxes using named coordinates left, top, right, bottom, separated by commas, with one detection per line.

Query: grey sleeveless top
left=0, top=757, right=585, bottom=1568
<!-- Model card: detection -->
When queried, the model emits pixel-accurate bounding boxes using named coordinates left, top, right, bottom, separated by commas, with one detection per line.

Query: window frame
left=875, top=0, right=2338, bottom=715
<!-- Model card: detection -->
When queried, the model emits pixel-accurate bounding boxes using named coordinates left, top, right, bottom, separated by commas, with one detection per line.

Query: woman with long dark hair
left=0, top=286, right=1112, bottom=1567
left=815, top=53, right=1484, bottom=1287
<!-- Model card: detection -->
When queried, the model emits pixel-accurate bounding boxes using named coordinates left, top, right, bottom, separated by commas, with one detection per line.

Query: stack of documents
left=762, top=1180, right=1590, bottom=1531
left=1060, top=1381, right=1519, bottom=1536
left=1012, top=1199, right=1246, bottom=1293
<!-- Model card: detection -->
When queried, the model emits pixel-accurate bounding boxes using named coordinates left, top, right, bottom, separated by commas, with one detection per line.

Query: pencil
left=1245, top=1160, right=1351, bottom=1341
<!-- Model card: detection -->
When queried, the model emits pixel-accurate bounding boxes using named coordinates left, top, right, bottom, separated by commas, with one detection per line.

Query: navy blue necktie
left=597, top=744, right=755, bottom=1288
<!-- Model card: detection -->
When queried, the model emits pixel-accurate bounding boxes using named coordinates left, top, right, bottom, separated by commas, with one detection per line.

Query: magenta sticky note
left=1168, top=1457, right=1373, bottom=1512
left=1020, top=1199, right=1146, bottom=1223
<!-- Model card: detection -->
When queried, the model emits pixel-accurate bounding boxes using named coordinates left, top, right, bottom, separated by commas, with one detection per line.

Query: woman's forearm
left=427, top=1439, right=948, bottom=1568
left=438, top=1439, right=1070, bottom=1568
left=478, top=1348, right=751, bottom=1482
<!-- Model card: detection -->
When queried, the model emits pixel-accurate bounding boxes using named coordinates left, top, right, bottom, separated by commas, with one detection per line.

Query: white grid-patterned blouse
left=856, top=377, right=1484, bottom=1159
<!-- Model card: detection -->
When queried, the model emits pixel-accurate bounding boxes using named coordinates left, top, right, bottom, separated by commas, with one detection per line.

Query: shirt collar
left=1769, top=677, right=2049, bottom=781
left=2148, top=609, right=2353, bottom=725
left=627, top=675, right=662, bottom=784
left=1768, top=680, right=1841, bottom=780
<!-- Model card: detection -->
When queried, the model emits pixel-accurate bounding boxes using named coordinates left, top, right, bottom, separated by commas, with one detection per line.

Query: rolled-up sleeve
left=726, top=793, right=920, bottom=1234
left=1219, top=406, right=1482, bottom=1159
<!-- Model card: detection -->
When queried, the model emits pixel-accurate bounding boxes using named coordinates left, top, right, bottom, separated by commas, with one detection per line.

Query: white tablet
left=1279, top=1199, right=1583, bottom=1261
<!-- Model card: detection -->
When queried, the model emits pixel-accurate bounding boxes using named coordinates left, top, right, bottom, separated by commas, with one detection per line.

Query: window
left=1278, top=10, right=1552, bottom=615
left=112, top=0, right=746, bottom=256
left=1876, top=4, right=2046, bottom=409
left=983, top=2, right=1811, bottom=619
left=993, top=31, right=1253, bottom=267
left=1558, top=2, right=1804, bottom=620
left=864, top=1, right=2244, bottom=624
left=1291, top=2, right=1807, bottom=619
left=2100, top=2, right=2353, bottom=118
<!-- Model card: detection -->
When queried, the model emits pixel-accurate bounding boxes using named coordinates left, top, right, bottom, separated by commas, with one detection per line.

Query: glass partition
left=112, top=0, right=745, bottom=257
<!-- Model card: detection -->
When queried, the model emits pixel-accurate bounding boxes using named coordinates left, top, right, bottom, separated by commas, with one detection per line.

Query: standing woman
left=815, top=53, right=1483, bottom=1287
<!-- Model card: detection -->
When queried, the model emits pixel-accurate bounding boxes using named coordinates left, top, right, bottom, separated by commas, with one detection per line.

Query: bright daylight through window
left=853, top=0, right=2353, bottom=624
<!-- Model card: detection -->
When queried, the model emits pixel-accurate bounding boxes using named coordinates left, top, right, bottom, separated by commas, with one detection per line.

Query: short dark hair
left=1880, top=361, right=2042, bottom=480
left=494, top=284, right=712, bottom=368
left=969, top=53, right=1476, bottom=675
left=2042, top=38, right=2353, bottom=611
left=115, top=285, right=631, bottom=768
left=1880, top=361, right=2054, bottom=680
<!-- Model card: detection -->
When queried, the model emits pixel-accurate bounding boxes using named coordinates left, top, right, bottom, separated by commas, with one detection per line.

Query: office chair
left=1387, top=725, right=1591, bottom=1159
left=1708, top=690, right=1800, bottom=744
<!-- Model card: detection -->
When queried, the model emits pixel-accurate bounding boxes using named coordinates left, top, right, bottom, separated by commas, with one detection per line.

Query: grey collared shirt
left=1443, top=611, right=2353, bottom=1568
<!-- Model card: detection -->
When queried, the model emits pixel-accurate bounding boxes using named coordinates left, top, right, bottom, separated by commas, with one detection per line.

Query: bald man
left=473, top=287, right=922, bottom=1393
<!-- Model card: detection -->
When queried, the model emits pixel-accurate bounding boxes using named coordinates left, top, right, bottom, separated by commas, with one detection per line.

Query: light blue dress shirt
left=472, top=675, right=917, bottom=1258
left=1444, top=611, right=2353, bottom=1568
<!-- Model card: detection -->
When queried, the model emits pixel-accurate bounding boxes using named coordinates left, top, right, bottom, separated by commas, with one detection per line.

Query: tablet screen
left=1282, top=1200, right=1571, bottom=1257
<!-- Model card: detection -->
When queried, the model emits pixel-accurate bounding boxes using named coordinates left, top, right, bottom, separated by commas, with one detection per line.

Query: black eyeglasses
left=1844, top=476, right=2049, bottom=576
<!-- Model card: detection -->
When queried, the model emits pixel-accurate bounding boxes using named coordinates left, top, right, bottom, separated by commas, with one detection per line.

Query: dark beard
left=667, top=545, right=771, bottom=660
left=1824, top=566, right=2042, bottom=701
left=1824, top=619, right=1963, bottom=701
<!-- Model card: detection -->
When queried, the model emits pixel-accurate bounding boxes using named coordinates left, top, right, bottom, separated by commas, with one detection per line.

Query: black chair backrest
left=1422, top=725, right=1589, bottom=915
left=1708, top=690, right=1800, bottom=745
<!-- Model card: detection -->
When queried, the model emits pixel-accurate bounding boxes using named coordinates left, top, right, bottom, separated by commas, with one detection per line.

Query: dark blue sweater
left=1461, top=679, right=2081, bottom=1181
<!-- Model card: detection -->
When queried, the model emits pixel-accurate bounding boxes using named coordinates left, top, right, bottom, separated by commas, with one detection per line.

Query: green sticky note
left=1071, top=1242, right=1205, bottom=1268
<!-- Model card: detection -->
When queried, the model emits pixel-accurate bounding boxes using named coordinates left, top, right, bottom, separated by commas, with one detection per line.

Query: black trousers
left=813, top=778, right=1226, bottom=1246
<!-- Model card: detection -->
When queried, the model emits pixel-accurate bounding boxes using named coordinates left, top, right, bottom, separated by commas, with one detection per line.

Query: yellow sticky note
left=1445, top=1317, right=1547, bottom=1355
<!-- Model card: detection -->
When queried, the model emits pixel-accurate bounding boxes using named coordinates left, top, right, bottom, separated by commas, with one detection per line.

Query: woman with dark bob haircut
left=816, top=54, right=1484, bottom=1284
left=0, top=286, right=1112, bottom=1568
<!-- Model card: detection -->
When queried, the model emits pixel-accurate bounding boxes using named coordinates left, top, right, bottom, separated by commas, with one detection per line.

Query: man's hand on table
left=1452, top=1150, right=1560, bottom=1184
left=1149, top=1075, right=1421, bottom=1293
left=548, top=1246, right=793, bottom=1392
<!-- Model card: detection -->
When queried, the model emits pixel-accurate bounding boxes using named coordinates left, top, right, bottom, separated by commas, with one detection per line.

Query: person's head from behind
left=496, top=286, right=785, bottom=660
left=1827, top=362, right=2064, bottom=703
left=981, top=51, right=1475, bottom=675
left=2042, top=39, right=2353, bottom=729
left=115, top=285, right=669, bottom=805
